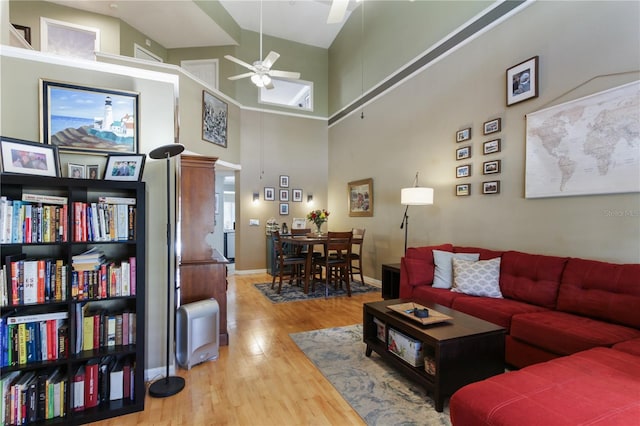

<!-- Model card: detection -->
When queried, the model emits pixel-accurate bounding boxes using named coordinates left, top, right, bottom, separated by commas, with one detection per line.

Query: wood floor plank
left=91, top=272, right=382, bottom=425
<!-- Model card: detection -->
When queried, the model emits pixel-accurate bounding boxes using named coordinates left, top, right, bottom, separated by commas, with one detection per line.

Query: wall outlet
left=249, top=219, right=260, bottom=226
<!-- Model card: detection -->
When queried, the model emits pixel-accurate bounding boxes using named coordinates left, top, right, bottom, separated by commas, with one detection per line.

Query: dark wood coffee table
left=363, top=299, right=505, bottom=412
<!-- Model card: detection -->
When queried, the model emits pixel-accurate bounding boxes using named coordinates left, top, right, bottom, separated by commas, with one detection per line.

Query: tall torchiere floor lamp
left=400, top=172, right=434, bottom=253
left=148, top=143, right=186, bottom=398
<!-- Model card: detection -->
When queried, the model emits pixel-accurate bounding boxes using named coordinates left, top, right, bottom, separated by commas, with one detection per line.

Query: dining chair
left=312, top=231, right=354, bottom=297
left=271, top=230, right=307, bottom=294
left=350, top=228, right=366, bottom=284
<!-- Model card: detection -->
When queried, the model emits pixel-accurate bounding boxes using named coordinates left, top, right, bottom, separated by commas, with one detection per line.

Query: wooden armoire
left=177, top=155, right=229, bottom=345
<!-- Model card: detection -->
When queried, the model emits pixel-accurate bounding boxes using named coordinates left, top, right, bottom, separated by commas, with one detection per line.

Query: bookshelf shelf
left=1, top=173, right=145, bottom=424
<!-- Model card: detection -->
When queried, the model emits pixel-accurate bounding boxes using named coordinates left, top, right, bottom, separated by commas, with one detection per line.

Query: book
left=85, top=359, right=99, bottom=408
left=98, top=196, right=136, bottom=205
left=129, top=257, right=137, bottom=296
left=22, top=193, right=67, bottom=205
left=72, top=365, right=85, bottom=411
left=6, top=311, right=68, bottom=325
left=109, top=360, right=124, bottom=400
left=22, top=260, right=39, bottom=304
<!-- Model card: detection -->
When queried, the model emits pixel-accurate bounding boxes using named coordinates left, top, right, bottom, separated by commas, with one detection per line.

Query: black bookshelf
left=1, top=173, right=146, bottom=425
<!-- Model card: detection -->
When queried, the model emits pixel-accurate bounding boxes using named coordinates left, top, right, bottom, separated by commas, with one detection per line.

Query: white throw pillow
left=432, top=250, right=480, bottom=289
left=452, top=257, right=503, bottom=298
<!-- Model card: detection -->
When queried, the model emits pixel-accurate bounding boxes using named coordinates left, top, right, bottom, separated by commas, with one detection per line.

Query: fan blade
left=269, top=70, right=301, bottom=80
left=224, top=55, right=256, bottom=72
left=262, top=51, right=280, bottom=69
left=228, top=72, right=255, bottom=81
left=327, top=0, right=349, bottom=24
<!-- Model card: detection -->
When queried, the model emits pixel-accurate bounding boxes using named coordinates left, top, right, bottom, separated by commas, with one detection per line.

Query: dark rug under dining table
left=254, top=280, right=379, bottom=303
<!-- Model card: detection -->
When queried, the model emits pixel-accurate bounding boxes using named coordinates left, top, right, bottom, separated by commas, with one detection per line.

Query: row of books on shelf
left=0, top=256, right=68, bottom=307
left=0, top=195, right=68, bottom=244
left=0, top=312, right=69, bottom=368
left=75, top=305, right=136, bottom=354
left=72, top=200, right=136, bottom=243
left=71, top=254, right=137, bottom=300
left=72, top=356, right=136, bottom=413
left=1, top=366, right=67, bottom=425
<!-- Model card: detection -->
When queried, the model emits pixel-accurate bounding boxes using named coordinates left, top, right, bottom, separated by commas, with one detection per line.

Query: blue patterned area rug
left=290, top=324, right=451, bottom=426
left=254, top=280, right=379, bottom=303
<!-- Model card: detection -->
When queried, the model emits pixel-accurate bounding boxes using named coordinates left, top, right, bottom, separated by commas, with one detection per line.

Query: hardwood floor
left=93, top=272, right=383, bottom=425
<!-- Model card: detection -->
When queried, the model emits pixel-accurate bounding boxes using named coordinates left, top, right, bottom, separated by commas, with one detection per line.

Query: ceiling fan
left=225, top=0, right=300, bottom=90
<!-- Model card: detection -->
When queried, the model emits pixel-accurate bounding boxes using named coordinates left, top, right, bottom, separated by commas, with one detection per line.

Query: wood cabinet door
left=178, top=155, right=217, bottom=262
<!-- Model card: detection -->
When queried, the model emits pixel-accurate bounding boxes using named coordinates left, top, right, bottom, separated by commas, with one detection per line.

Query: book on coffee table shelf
left=387, top=302, right=453, bottom=326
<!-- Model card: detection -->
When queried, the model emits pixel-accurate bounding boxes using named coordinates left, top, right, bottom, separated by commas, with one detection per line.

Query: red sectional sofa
left=398, top=244, right=640, bottom=425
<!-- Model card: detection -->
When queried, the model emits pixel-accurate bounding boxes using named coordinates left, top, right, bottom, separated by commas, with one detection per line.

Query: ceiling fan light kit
left=225, top=0, right=301, bottom=90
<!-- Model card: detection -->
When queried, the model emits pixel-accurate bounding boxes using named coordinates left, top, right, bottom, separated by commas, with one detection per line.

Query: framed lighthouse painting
left=40, top=79, right=139, bottom=154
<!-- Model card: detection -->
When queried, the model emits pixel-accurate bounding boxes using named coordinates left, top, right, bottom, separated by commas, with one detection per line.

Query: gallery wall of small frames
left=455, top=118, right=503, bottom=197
left=263, top=175, right=307, bottom=215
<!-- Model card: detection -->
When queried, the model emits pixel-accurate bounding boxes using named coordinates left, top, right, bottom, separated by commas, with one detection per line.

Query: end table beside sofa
left=398, top=243, right=640, bottom=425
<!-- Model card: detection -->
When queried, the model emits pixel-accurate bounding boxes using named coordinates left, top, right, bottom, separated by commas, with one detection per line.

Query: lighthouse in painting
left=102, top=96, right=114, bottom=130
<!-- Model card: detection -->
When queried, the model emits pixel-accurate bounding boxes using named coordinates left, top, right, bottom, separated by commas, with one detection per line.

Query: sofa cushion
left=499, top=251, right=568, bottom=309
left=403, top=257, right=435, bottom=288
left=450, top=347, right=640, bottom=426
left=452, top=296, right=548, bottom=330
left=510, top=310, right=640, bottom=356
left=452, top=257, right=502, bottom=298
left=557, top=258, right=640, bottom=328
left=453, top=246, right=504, bottom=260
left=432, top=250, right=479, bottom=289
left=399, top=243, right=454, bottom=297
left=612, top=338, right=640, bottom=357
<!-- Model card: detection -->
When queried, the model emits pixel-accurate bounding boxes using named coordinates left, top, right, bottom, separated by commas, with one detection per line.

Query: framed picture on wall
left=40, top=79, right=139, bottom=154
left=292, top=189, right=303, bottom=202
left=507, top=56, right=539, bottom=106
left=456, top=146, right=471, bottom=160
left=483, top=180, right=501, bottom=194
left=483, top=139, right=501, bottom=155
left=483, top=118, right=501, bottom=135
left=348, top=178, right=374, bottom=217
left=264, top=187, right=275, bottom=201
left=456, top=128, right=471, bottom=142
left=456, top=184, right=471, bottom=196
left=279, top=203, right=289, bottom=215
left=279, top=175, right=289, bottom=187
left=279, top=189, right=289, bottom=201
left=202, top=90, right=228, bottom=147
left=483, top=160, right=501, bottom=175
left=456, top=164, right=471, bottom=178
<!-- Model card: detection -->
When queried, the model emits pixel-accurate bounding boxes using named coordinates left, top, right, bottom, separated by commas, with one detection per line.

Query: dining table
left=279, top=233, right=363, bottom=294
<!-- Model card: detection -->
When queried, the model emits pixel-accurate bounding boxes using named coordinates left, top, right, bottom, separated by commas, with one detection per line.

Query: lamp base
left=149, top=376, right=185, bottom=398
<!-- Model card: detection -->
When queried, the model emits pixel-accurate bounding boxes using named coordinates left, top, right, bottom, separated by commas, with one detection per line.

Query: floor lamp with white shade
left=148, top=143, right=185, bottom=398
left=400, top=172, right=434, bottom=253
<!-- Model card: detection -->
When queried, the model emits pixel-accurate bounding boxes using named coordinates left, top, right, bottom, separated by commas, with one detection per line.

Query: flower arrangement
left=307, top=209, right=330, bottom=233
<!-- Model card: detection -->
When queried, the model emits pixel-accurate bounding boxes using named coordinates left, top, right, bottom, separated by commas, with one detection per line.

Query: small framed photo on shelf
left=483, top=139, right=501, bottom=155
left=483, top=118, right=501, bottom=135
left=104, top=153, right=145, bottom=181
left=456, top=184, right=471, bottom=197
left=279, top=189, right=289, bottom=202
left=279, top=175, right=289, bottom=188
left=292, top=189, right=303, bottom=202
left=0, top=136, right=59, bottom=177
left=86, top=164, right=100, bottom=179
left=292, top=217, right=306, bottom=229
left=483, top=160, right=501, bottom=175
left=456, top=164, right=471, bottom=178
left=456, top=146, right=471, bottom=160
left=68, top=163, right=85, bottom=178
left=279, top=203, right=289, bottom=215
left=483, top=180, right=501, bottom=194
left=264, top=187, right=275, bottom=201
left=507, top=56, right=539, bottom=106
left=456, top=128, right=471, bottom=143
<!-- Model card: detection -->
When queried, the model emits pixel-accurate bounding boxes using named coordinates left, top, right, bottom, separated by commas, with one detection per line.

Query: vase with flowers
left=307, top=209, right=330, bottom=235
